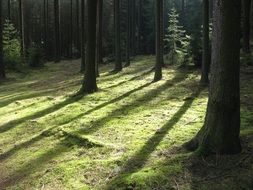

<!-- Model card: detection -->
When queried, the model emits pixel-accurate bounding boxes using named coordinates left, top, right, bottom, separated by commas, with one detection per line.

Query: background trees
left=0, top=0, right=5, bottom=79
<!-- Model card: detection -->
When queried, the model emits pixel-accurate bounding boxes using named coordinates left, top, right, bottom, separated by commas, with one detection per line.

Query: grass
left=0, top=56, right=252, bottom=190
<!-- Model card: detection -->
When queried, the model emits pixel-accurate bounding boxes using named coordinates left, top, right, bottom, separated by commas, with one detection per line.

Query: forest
left=0, top=0, right=253, bottom=189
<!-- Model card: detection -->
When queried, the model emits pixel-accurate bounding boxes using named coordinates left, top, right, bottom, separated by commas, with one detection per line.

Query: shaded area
left=105, top=87, right=203, bottom=189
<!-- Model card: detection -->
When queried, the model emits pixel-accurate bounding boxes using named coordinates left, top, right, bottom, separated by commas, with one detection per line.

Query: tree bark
left=242, top=0, right=251, bottom=53
left=80, top=0, right=86, bottom=72
left=76, top=0, right=80, bottom=56
left=54, top=0, right=61, bottom=62
left=81, top=0, right=98, bottom=93
left=200, top=0, right=211, bottom=85
left=8, top=0, right=11, bottom=20
left=96, top=0, right=103, bottom=77
left=185, top=0, right=242, bottom=155
left=19, top=0, right=25, bottom=57
left=70, top=0, right=73, bottom=58
left=114, top=0, right=122, bottom=71
left=125, top=0, right=131, bottom=67
left=0, top=0, right=5, bottom=79
left=154, top=0, right=163, bottom=82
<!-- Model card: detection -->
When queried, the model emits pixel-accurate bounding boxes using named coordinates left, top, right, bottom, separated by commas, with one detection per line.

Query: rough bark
left=0, top=0, right=5, bottom=79
left=242, top=0, right=251, bottom=53
left=54, top=0, right=61, bottom=62
left=80, top=0, right=86, bottom=72
left=81, top=0, right=98, bottom=93
left=70, top=0, right=73, bottom=58
left=19, top=0, right=25, bottom=57
left=96, top=0, right=103, bottom=77
left=76, top=0, right=80, bottom=55
left=185, top=0, right=242, bottom=155
left=114, top=0, right=122, bottom=71
left=154, top=0, right=163, bottom=82
left=200, top=0, right=211, bottom=85
left=125, top=0, right=131, bottom=67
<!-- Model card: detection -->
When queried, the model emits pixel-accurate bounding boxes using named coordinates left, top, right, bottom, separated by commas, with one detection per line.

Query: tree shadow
left=105, top=87, right=204, bottom=189
left=0, top=95, right=83, bottom=133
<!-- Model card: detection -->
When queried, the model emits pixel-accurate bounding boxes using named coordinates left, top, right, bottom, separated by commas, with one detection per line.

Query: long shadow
left=0, top=95, right=82, bottom=133
left=0, top=82, right=154, bottom=161
left=105, top=87, right=203, bottom=189
left=103, top=67, right=154, bottom=90
left=0, top=135, right=102, bottom=189
left=74, top=71, right=189, bottom=136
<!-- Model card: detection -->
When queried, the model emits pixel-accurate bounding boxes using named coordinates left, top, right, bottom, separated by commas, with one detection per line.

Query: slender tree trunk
left=43, top=0, right=48, bottom=59
left=185, top=0, right=242, bottom=155
left=19, top=0, right=25, bottom=57
left=114, top=0, right=122, bottom=71
left=242, top=0, right=251, bottom=53
left=125, top=0, right=131, bottom=67
left=80, top=0, right=86, bottom=72
left=8, top=0, right=11, bottom=20
left=154, top=0, right=163, bottom=81
left=0, top=0, right=5, bottom=79
left=200, top=0, right=210, bottom=85
left=131, top=0, right=136, bottom=56
left=70, top=0, right=73, bottom=58
left=96, top=0, right=103, bottom=77
left=54, top=0, right=61, bottom=62
left=76, top=0, right=80, bottom=56
left=81, top=0, right=98, bottom=93
left=137, top=0, right=142, bottom=54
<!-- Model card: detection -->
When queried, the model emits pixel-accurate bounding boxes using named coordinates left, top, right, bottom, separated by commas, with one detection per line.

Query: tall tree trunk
left=125, top=0, right=131, bottom=67
left=137, top=0, right=142, bottom=54
left=131, top=0, right=136, bottom=56
left=96, top=0, right=103, bottom=77
left=76, top=0, right=80, bottom=56
left=19, top=0, right=25, bottom=57
left=242, top=0, right=251, bottom=53
left=8, top=0, right=11, bottom=20
left=0, top=0, right=5, bottom=79
left=154, top=0, right=163, bottom=81
left=43, top=0, right=48, bottom=59
left=70, top=0, right=73, bottom=58
left=54, top=0, right=61, bottom=62
left=81, top=0, right=97, bottom=93
left=200, top=0, right=211, bottom=85
left=185, top=0, right=242, bottom=155
left=114, top=0, right=122, bottom=71
left=80, top=0, right=86, bottom=72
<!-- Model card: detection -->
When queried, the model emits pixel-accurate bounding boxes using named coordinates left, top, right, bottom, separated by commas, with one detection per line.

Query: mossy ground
left=0, top=56, right=252, bottom=190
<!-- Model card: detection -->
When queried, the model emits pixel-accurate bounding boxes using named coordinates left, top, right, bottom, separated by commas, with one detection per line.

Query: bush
left=3, top=20, right=22, bottom=69
left=28, top=44, right=44, bottom=68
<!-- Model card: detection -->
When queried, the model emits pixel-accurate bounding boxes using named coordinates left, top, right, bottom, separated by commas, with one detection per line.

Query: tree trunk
left=8, top=0, right=11, bottom=20
left=154, top=0, right=163, bottom=82
left=81, top=0, right=98, bottom=93
left=114, top=0, right=122, bottom=71
left=43, top=0, right=48, bottom=59
left=70, top=0, right=73, bottom=58
left=96, top=0, right=103, bottom=77
left=185, top=0, right=242, bottom=155
left=131, top=0, right=135, bottom=57
left=19, top=0, right=25, bottom=57
left=200, top=0, right=211, bottom=85
left=76, top=0, right=80, bottom=56
left=242, top=0, right=251, bottom=53
left=80, top=0, right=86, bottom=72
left=54, top=0, right=61, bottom=62
left=125, top=0, right=131, bottom=67
left=0, top=0, right=5, bottom=79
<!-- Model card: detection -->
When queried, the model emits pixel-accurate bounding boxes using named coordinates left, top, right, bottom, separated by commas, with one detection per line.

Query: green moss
left=0, top=57, right=252, bottom=190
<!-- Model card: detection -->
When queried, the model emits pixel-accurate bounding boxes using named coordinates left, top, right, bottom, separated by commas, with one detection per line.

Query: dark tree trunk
left=19, top=0, right=25, bottom=57
left=114, top=0, right=122, bottom=71
left=8, top=0, right=11, bottom=20
left=0, top=0, right=5, bottom=79
left=96, top=0, right=103, bottom=77
left=131, top=0, right=135, bottom=57
left=54, top=0, right=61, bottom=62
left=76, top=0, right=80, bottom=56
left=80, top=0, right=86, bottom=72
left=200, top=0, right=211, bottom=85
left=242, top=0, right=251, bottom=53
left=81, top=0, right=98, bottom=93
left=43, top=0, right=48, bottom=59
left=137, top=0, right=142, bottom=54
left=154, top=0, right=163, bottom=82
left=70, top=0, right=73, bottom=58
left=185, top=0, right=242, bottom=155
left=125, top=0, right=131, bottom=67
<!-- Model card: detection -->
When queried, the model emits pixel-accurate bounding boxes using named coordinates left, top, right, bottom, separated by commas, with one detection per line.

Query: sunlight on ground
left=0, top=56, right=252, bottom=190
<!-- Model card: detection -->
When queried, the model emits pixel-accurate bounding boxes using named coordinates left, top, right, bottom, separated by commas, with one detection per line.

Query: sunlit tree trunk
left=81, top=0, right=98, bottom=93
left=185, top=0, right=242, bottom=155
left=96, top=0, right=103, bottom=77
left=114, top=0, right=122, bottom=71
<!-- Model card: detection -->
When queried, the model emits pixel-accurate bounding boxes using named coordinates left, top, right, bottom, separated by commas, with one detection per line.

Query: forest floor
left=0, top=56, right=252, bottom=190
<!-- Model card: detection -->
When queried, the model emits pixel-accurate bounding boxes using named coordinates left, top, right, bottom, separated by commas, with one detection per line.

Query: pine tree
left=164, top=8, right=190, bottom=65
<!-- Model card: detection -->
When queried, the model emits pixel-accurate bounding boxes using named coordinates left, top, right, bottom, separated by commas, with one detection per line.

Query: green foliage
left=27, top=43, right=45, bottom=68
left=3, top=20, right=22, bottom=69
left=164, top=8, right=191, bottom=65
